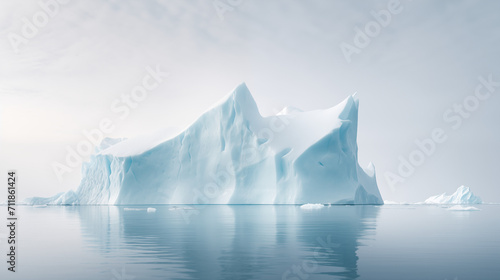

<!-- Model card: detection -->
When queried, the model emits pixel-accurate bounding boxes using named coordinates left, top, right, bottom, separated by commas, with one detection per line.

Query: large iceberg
left=424, top=186, right=482, bottom=204
left=29, top=83, right=383, bottom=205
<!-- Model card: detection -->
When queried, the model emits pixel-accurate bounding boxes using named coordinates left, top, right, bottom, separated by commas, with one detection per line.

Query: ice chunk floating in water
left=29, top=83, right=383, bottom=205
left=425, top=186, right=482, bottom=204
left=300, top=203, right=325, bottom=210
left=124, top=208, right=145, bottom=211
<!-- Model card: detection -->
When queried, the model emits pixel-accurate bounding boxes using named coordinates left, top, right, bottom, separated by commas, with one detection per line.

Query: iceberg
left=424, top=186, right=482, bottom=204
left=28, top=83, right=383, bottom=205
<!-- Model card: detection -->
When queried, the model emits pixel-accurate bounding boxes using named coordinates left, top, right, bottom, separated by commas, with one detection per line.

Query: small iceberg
left=447, top=205, right=481, bottom=211
left=124, top=207, right=157, bottom=212
left=124, top=208, right=145, bottom=211
left=33, top=205, right=48, bottom=208
left=300, top=203, right=325, bottom=210
left=424, top=186, right=482, bottom=204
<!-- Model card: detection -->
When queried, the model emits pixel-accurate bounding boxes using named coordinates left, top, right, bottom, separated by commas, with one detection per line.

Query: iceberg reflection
left=76, top=205, right=380, bottom=279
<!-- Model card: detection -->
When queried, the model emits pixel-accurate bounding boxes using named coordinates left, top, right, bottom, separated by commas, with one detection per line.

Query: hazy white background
left=1, top=0, right=499, bottom=203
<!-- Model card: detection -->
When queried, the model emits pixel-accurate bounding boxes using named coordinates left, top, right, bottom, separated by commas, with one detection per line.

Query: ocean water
left=1, top=205, right=499, bottom=280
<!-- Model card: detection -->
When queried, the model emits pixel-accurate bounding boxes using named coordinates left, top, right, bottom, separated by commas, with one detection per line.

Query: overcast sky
left=1, top=0, right=499, bottom=203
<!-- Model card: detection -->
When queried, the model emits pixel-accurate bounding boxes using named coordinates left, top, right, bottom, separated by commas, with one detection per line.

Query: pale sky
left=1, top=0, right=499, bottom=203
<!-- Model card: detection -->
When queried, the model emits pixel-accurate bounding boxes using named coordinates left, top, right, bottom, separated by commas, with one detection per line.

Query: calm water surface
left=1, top=205, right=499, bottom=280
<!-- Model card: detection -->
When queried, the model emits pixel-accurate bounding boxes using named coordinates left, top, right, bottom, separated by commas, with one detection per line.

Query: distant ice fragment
left=169, top=206, right=196, bottom=211
left=384, top=201, right=400, bottom=205
left=300, top=203, right=325, bottom=209
left=147, top=208, right=157, bottom=213
left=384, top=201, right=411, bottom=205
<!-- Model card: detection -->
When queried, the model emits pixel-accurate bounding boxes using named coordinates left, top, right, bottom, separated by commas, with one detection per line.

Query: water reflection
left=76, top=205, right=380, bottom=279
left=291, top=206, right=379, bottom=279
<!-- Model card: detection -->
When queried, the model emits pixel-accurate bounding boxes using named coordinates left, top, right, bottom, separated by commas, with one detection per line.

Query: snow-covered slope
left=424, top=186, right=482, bottom=204
left=28, top=83, right=383, bottom=205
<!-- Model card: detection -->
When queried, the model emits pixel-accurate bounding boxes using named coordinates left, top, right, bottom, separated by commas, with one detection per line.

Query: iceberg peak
left=456, top=185, right=470, bottom=194
left=231, top=82, right=252, bottom=99
left=221, top=83, right=254, bottom=106
left=211, top=82, right=262, bottom=123
left=337, top=95, right=359, bottom=121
